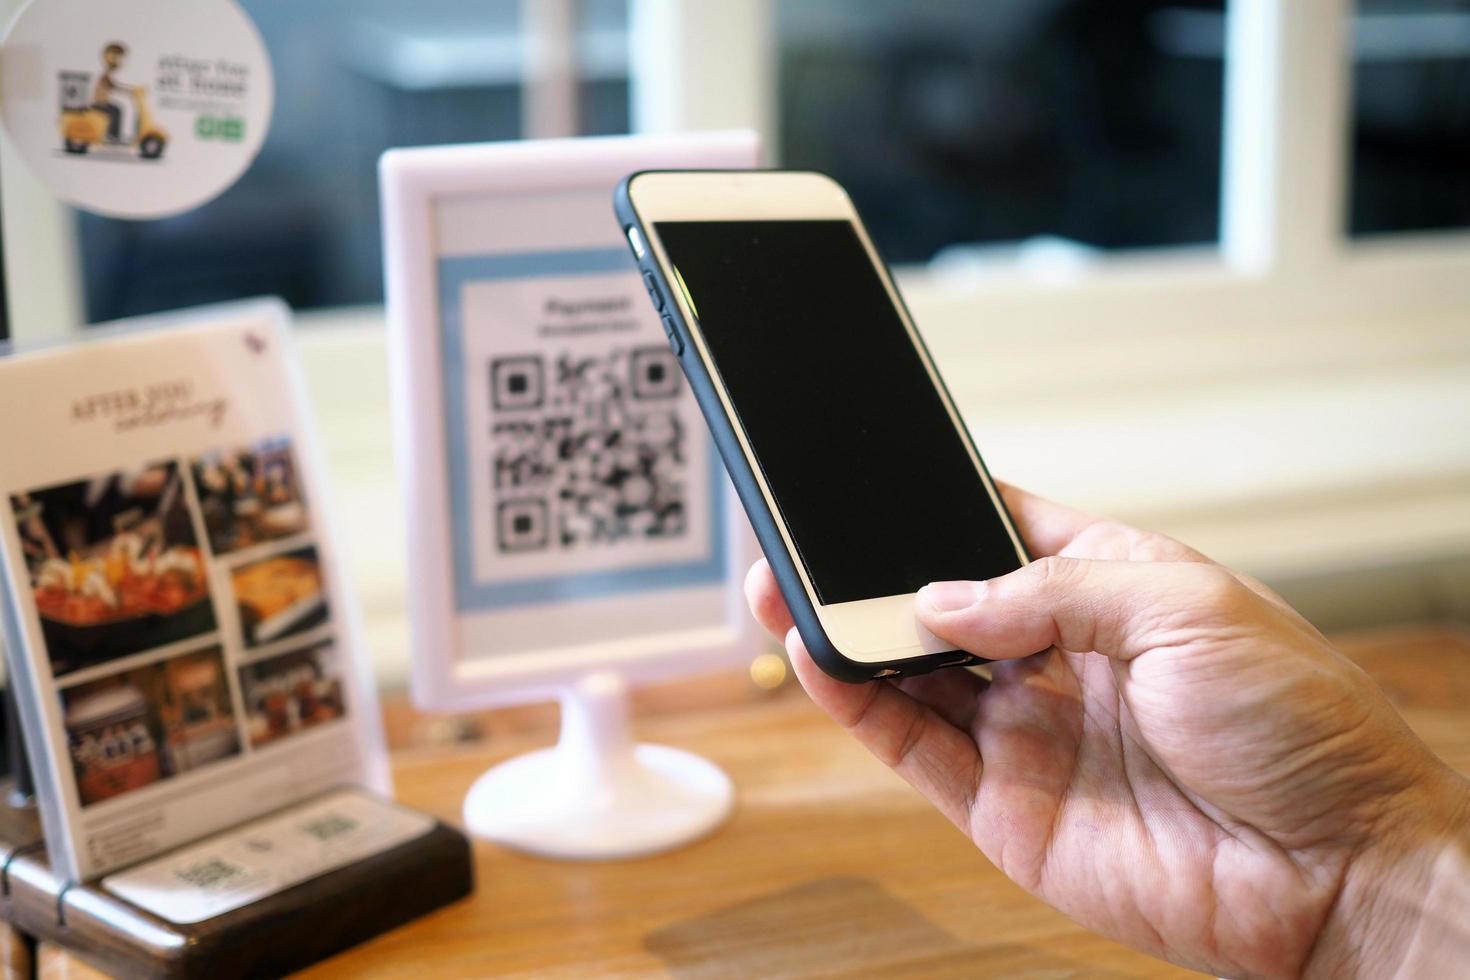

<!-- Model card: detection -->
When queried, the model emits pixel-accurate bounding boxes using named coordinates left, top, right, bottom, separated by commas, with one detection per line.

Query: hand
left=745, top=483, right=1470, bottom=977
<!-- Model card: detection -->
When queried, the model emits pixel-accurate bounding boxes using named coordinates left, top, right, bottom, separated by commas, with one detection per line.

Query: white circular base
left=463, top=742, right=734, bottom=860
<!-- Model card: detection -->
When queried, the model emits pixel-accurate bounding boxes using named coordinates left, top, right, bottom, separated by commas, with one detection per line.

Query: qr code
left=490, top=347, right=687, bottom=553
left=174, top=857, right=244, bottom=889
left=302, top=813, right=359, bottom=841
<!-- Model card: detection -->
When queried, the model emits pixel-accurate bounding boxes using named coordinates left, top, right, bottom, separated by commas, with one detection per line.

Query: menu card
left=0, top=300, right=388, bottom=882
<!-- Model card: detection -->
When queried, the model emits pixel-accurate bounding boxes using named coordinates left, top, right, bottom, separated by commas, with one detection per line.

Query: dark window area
left=0, top=226, right=8, bottom=343
left=81, top=0, right=629, bottom=324
left=73, top=0, right=1470, bottom=325
left=777, top=0, right=1228, bottom=265
left=1350, top=1, right=1470, bottom=236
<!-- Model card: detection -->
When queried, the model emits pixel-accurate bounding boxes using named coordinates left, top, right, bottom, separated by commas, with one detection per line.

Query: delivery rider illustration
left=93, top=42, right=139, bottom=142
left=60, top=40, right=168, bottom=159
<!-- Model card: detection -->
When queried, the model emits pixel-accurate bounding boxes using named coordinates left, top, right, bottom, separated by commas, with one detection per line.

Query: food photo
left=10, top=462, right=217, bottom=677
left=229, top=545, right=329, bottom=649
left=62, top=646, right=240, bottom=807
left=238, top=641, right=346, bottom=748
left=192, top=437, right=310, bottom=555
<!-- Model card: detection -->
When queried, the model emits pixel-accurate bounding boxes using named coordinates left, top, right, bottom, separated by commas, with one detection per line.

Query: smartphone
left=615, top=170, right=1028, bottom=682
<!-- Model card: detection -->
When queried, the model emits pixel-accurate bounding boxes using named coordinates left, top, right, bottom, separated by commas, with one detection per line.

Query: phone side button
left=661, top=314, right=684, bottom=356
left=642, top=271, right=665, bottom=311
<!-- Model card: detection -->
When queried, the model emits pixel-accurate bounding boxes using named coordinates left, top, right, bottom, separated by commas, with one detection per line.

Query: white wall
left=0, top=0, right=84, bottom=342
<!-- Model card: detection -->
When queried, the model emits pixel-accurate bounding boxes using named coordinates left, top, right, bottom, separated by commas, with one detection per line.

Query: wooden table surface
left=40, top=625, right=1470, bottom=979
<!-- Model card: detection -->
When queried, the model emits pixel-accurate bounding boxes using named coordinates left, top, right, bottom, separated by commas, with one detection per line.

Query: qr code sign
left=490, top=347, right=688, bottom=553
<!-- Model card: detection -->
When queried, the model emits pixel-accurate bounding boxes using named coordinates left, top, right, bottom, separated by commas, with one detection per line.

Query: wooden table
left=40, top=625, right=1470, bottom=979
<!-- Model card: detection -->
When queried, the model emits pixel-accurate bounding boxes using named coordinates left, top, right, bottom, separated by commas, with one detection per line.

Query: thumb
left=916, top=556, right=1243, bottom=662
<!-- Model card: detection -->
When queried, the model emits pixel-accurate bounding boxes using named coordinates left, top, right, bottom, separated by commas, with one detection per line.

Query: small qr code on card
left=489, top=346, right=688, bottom=554
left=174, top=857, right=244, bottom=890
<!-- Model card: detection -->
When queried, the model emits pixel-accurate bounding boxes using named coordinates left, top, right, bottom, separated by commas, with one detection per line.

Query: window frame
left=627, top=0, right=1470, bottom=346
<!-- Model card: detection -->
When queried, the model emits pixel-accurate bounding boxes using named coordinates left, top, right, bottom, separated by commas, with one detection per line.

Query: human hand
left=745, top=483, right=1470, bottom=977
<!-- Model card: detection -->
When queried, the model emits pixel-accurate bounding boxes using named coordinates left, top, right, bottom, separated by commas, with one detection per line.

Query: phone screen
left=655, top=219, right=1024, bottom=605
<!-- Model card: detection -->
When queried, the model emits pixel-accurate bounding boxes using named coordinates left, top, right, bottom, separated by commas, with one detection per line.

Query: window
left=78, top=0, right=631, bottom=323
left=1350, top=0, right=1470, bottom=236
left=777, top=0, right=1228, bottom=265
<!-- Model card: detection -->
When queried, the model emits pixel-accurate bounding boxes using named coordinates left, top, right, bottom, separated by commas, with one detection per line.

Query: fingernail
left=919, top=580, right=981, bottom=613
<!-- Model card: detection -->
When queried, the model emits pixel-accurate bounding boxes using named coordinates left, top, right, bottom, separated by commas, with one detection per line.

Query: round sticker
left=0, top=0, right=273, bottom=220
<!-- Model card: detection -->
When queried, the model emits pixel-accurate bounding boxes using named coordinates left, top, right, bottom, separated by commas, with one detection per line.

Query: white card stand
left=462, top=671, right=732, bottom=859
left=380, top=132, right=763, bottom=862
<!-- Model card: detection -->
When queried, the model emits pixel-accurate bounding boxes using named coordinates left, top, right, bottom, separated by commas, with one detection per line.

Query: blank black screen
left=655, top=219, right=1023, bottom=604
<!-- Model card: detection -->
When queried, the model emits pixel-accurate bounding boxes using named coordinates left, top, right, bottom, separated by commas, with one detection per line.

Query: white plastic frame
left=379, top=132, right=763, bottom=714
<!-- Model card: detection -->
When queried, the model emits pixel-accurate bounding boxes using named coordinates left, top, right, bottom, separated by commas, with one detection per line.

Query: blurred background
left=52, top=0, right=1470, bottom=316
left=3, top=0, right=1468, bottom=687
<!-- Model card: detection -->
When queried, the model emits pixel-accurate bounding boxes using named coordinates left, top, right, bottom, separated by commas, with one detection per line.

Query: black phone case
left=614, top=170, right=1026, bottom=683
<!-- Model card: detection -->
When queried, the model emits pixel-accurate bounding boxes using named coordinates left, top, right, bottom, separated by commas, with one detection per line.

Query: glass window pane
left=1350, top=0, right=1470, bottom=236
left=777, top=0, right=1227, bottom=266
left=79, top=0, right=630, bottom=323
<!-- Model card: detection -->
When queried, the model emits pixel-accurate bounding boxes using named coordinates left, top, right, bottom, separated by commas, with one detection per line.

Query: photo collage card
left=0, top=303, right=387, bottom=881
left=15, top=440, right=344, bottom=808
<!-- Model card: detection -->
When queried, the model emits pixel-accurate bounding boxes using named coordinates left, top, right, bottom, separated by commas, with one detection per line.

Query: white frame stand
left=381, top=132, right=762, bottom=862
left=462, top=671, right=733, bottom=859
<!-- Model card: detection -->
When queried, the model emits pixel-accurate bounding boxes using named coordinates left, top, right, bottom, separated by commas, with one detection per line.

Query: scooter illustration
left=57, top=43, right=168, bottom=160
left=60, top=86, right=168, bottom=159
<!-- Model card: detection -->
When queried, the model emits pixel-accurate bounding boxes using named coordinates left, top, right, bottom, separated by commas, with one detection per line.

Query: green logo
left=195, top=115, right=244, bottom=142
